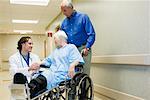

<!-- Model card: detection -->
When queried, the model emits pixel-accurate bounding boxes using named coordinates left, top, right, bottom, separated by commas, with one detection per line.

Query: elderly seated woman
left=25, top=30, right=84, bottom=97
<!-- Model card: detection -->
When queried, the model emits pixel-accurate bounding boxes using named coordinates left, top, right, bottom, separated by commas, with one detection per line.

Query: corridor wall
left=74, top=0, right=150, bottom=100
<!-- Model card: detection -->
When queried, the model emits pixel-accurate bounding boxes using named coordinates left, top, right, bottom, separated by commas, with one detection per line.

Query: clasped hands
left=28, top=62, right=41, bottom=71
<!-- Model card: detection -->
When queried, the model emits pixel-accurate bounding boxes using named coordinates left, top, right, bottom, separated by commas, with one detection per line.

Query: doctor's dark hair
left=17, top=36, right=31, bottom=51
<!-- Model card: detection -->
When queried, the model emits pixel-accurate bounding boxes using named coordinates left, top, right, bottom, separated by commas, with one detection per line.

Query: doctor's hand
left=68, top=65, right=75, bottom=78
left=28, top=63, right=40, bottom=71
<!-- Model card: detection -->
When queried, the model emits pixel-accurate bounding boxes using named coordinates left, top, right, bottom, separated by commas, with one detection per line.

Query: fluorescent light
left=14, top=30, right=33, bottom=34
left=12, top=19, right=38, bottom=24
left=10, top=0, right=50, bottom=6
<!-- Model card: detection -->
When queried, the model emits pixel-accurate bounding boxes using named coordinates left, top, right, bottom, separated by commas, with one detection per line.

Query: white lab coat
left=9, top=51, right=41, bottom=82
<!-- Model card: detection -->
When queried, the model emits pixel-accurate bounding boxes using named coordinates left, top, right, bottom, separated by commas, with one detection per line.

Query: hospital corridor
left=0, top=0, right=149, bottom=100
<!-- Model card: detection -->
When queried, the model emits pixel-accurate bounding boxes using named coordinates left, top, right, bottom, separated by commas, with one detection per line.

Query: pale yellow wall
left=1, top=34, right=46, bottom=60
left=0, top=35, right=2, bottom=70
left=47, top=13, right=65, bottom=56
left=75, top=1, right=149, bottom=56
left=74, top=0, right=149, bottom=99
left=0, top=35, right=1, bottom=57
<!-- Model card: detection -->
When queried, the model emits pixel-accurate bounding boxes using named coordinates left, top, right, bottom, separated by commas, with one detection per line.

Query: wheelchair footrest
left=31, top=88, right=47, bottom=99
left=9, top=84, right=27, bottom=100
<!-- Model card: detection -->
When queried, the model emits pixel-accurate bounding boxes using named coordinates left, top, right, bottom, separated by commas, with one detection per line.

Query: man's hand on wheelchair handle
left=81, top=48, right=89, bottom=56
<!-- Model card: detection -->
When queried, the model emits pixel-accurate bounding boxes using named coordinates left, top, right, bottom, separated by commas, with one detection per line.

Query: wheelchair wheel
left=71, top=73, right=94, bottom=100
left=37, top=91, right=52, bottom=100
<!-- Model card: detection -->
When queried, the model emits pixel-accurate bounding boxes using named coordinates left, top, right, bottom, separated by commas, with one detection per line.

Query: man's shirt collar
left=67, top=10, right=76, bottom=19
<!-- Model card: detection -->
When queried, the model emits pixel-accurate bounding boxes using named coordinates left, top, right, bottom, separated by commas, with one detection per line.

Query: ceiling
left=0, top=0, right=62, bottom=34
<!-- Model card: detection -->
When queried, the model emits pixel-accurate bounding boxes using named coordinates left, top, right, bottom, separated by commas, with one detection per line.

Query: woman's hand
left=68, top=61, right=79, bottom=78
left=68, top=65, right=75, bottom=78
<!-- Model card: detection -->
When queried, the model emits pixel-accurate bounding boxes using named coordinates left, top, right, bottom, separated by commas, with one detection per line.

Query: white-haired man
left=28, top=30, right=84, bottom=98
left=60, top=0, right=96, bottom=76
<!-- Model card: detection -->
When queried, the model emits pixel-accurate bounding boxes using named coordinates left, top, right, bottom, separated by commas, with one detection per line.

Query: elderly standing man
left=60, top=0, right=96, bottom=76
left=9, top=36, right=41, bottom=82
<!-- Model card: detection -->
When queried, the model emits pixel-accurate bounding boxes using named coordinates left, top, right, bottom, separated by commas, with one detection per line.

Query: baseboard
left=94, top=84, right=145, bottom=100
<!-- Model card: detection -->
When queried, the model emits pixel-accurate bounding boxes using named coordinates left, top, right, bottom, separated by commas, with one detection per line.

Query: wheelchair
left=9, top=64, right=94, bottom=100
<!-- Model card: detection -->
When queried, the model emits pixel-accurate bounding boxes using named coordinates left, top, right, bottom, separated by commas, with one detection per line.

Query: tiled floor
left=0, top=71, right=112, bottom=100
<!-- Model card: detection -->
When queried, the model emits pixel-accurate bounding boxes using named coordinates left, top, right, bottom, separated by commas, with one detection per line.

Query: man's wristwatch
left=85, top=48, right=90, bottom=51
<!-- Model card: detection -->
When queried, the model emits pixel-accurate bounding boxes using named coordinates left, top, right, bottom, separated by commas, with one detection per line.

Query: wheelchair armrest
left=75, top=63, right=83, bottom=69
left=75, top=63, right=84, bottom=72
left=59, top=80, right=71, bottom=86
left=40, top=64, right=50, bottom=68
left=39, top=65, right=50, bottom=73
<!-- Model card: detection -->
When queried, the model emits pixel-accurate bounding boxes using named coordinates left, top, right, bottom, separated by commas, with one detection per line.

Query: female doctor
left=9, top=36, right=41, bottom=82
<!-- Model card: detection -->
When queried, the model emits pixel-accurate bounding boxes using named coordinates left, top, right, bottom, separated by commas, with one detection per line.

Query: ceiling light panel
left=12, top=19, right=38, bottom=24
left=10, top=0, right=50, bottom=6
left=14, top=30, right=33, bottom=34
